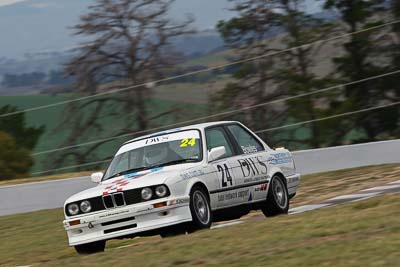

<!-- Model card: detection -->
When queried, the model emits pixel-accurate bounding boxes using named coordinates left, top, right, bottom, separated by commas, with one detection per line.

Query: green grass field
left=0, top=49, right=232, bottom=170
left=0, top=94, right=209, bottom=173
left=0, top=165, right=399, bottom=266
left=0, top=47, right=367, bottom=177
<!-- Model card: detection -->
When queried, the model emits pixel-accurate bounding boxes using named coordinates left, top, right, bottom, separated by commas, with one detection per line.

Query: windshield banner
left=116, top=130, right=200, bottom=155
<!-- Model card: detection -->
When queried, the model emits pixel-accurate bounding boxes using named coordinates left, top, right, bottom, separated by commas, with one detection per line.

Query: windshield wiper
left=105, top=166, right=149, bottom=180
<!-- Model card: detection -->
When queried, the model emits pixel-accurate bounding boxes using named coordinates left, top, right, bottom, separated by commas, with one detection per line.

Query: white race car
left=63, top=121, right=300, bottom=254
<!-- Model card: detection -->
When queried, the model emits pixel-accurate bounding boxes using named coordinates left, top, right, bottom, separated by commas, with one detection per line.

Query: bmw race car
left=63, top=121, right=301, bottom=254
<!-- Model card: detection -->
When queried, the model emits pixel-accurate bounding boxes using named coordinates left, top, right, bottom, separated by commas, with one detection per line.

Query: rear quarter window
left=227, top=124, right=264, bottom=154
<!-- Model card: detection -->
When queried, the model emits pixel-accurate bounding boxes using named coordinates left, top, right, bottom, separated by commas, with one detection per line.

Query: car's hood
left=65, top=163, right=200, bottom=204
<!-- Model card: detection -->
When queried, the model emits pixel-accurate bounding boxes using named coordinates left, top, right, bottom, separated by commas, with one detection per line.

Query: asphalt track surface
left=1, top=139, right=399, bottom=216
left=0, top=176, right=92, bottom=216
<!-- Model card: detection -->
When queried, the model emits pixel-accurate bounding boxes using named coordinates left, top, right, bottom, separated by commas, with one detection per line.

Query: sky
left=0, top=0, right=236, bottom=58
left=0, top=0, right=322, bottom=13
left=0, top=0, right=26, bottom=7
left=0, top=0, right=323, bottom=59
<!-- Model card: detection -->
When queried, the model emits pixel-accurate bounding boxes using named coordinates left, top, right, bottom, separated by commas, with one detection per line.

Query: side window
left=227, top=124, right=264, bottom=154
left=205, top=127, right=234, bottom=158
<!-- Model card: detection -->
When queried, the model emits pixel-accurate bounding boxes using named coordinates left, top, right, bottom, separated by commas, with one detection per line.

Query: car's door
left=205, top=126, right=251, bottom=209
left=224, top=124, right=270, bottom=203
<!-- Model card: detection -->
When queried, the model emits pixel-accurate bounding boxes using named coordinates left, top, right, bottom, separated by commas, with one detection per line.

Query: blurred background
left=0, top=0, right=399, bottom=181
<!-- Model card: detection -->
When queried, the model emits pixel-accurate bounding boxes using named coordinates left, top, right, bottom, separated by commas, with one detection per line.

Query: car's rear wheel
left=188, top=186, right=212, bottom=231
left=74, top=240, right=106, bottom=254
left=261, top=175, right=289, bottom=217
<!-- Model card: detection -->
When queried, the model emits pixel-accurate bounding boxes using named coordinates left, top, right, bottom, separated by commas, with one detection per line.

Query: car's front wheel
left=188, top=185, right=212, bottom=231
left=261, top=175, right=289, bottom=217
left=74, top=240, right=106, bottom=254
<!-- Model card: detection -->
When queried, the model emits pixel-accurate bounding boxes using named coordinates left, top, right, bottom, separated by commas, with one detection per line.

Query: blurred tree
left=215, top=0, right=287, bottom=143
left=389, top=0, right=400, bottom=136
left=323, top=0, right=398, bottom=142
left=0, top=131, right=33, bottom=180
left=0, top=105, right=45, bottom=150
left=49, top=0, right=193, bottom=170
left=273, top=0, right=336, bottom=148
left=215, top=0, right=337, bottom=148
left=392, top=0, right=400, bottom=68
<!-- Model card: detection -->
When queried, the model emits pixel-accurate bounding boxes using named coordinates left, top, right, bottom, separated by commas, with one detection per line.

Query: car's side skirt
left=209, top=179, right=269, bottom=194
left=211, top=198, right=266, bottom=211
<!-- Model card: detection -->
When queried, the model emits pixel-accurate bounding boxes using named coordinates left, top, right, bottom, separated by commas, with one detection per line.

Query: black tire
left=74, top=240, right=106, bottom=254
left=261, top=175, right=289, bottom=217
left=188, top=185, right=212, bottom=232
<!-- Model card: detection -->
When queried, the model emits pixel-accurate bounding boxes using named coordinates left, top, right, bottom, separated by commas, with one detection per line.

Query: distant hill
left=0, top=0, right=332, bottom=92
left=0, top=29, right=225, bottom=86
left=0, top=0, right=234, bottom=59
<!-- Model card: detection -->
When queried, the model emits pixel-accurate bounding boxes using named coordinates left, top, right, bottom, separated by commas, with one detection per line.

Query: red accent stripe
left=103, top=192, right=108, bottom=195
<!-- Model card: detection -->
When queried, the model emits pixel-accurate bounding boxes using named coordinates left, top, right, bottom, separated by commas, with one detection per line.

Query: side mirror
left=91, top=172, right=103, bottom=183
left=208, top=146, right=226, bottom=162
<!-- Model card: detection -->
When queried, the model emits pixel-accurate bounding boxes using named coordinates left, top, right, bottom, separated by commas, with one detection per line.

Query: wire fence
left=31, top=69, right=400, bottom=157
left=1, top=19, right=399, bottom=119
left=31, top=100, right=400, bottom=176
left=2, top=19, right=398, bottom=176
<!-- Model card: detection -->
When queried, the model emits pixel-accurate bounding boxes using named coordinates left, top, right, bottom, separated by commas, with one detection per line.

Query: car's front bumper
left=287, top=173, right=301, bottom=197
left=63, top=197, right=191, bottom=246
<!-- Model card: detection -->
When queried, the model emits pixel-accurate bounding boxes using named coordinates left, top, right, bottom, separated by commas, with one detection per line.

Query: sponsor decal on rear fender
left=268, top=152, right=292, bottom=164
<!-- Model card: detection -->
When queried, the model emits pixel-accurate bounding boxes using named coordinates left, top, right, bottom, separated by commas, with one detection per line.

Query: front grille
left=102, top=192, right=126, bottom=209
left=65, top=184, right=170, bottom=216
left=103, top=195, right=114, bottom=208
left=104, top=223, right=137, bottom=234
left=114, top=192, right=125, bottom=206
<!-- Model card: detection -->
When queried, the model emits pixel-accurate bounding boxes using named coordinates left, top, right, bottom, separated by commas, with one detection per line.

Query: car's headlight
left=155, top=185, right=167, bottom=197
left=141, top=187, right=153, bottom=200
left=67, top=203, right=79, bottom=216
left=80, top=200, right=92, bottom=213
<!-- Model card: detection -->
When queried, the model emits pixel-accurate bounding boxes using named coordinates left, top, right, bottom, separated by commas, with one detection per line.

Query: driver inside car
left=144, top=142, right=182, bottom=166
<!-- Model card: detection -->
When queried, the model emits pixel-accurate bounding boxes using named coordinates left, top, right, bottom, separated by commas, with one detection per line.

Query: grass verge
left=1, top=194, right=399, bottom=266
left=0, top=164, right=399, bottom=266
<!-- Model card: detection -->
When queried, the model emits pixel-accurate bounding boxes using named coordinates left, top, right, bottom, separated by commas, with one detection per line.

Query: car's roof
left=124, top=121, right=238, bottom=144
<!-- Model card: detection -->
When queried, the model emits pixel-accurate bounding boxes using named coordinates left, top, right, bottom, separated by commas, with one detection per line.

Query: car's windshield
left=103, top=130, right=202, bottom=180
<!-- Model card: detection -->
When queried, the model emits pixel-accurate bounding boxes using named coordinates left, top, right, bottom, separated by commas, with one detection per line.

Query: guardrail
left=292, top=139, right=400, bottom=175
